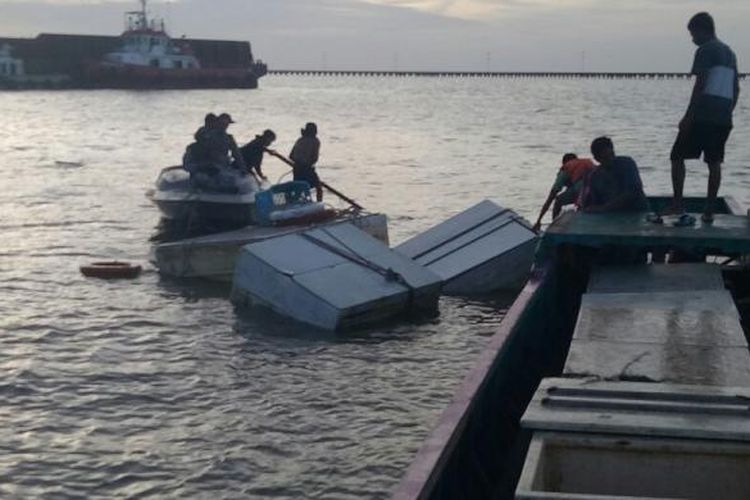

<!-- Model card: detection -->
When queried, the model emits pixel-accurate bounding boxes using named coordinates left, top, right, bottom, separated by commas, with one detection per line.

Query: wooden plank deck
left=588, top=263, right=725, bottom=293
left=573, top=291, right=745, bottom=347
left=564, top=288, right=750, bottom=386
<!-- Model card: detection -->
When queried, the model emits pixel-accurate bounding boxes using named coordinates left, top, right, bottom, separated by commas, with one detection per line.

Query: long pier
left=269, top=70, right=748, bottom=79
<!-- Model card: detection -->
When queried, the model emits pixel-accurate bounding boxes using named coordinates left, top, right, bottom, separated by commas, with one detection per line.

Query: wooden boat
left=152, top=212, right=388, bottom=281
left=395, top=200, right=538, bottom=294
left=231, top=223, right=442, bottom=331
left=393, top=196, right=750, bottom=499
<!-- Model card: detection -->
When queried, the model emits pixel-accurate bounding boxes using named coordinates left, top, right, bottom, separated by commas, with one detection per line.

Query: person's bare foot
left=701, top=213, right=714, bottom=224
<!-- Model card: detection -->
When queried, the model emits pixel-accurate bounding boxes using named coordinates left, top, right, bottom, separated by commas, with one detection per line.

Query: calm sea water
left=1, top=76, right=748, bottom=498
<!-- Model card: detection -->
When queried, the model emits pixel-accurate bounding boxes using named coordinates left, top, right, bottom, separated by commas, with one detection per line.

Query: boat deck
left=546, top=211, right=750, bottom=254
left=565, top=264, right=750, bottom=386
left=587, top=262, right=726, bottom=293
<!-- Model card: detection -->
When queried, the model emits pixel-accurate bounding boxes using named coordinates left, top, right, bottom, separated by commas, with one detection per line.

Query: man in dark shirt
left=237, top=129, right=276, bottom=180
left=670, top=12, right=739, bottom=223
left=582, top=137, right=649, bottom=213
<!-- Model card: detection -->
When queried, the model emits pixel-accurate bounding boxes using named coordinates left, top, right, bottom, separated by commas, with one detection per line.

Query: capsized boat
left=146, top=165, right=266, bottom=227
left=393, top=195, right=750, bottom=499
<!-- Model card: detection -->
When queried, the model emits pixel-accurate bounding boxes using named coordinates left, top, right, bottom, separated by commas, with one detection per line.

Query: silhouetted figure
left=581, top=137, right=648, bottom=213
left=533, top=153, right=595, bottom=231
left=669, top=12, right=739, bottom=223
left=237, top=129, right=276, bottom=180
left=185, top=112, right=246, bottom=193
left=183, top=113, right=218, bottom=174
left=290, top=122, right=323, bottom=202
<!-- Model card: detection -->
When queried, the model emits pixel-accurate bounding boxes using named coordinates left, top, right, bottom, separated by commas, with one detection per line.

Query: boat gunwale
left=392, top=267, right=547, bottom=500
left=392, top=195, right=746, bottom=499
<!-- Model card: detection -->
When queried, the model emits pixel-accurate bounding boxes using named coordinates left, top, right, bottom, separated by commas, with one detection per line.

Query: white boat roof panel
left=523, top=377, right=750, bottom=442
left=241, top=223, right=441, bottom=309
left=588, top=263, right=725, bottom=293
left=396, top=200, right=529, bottom=258
left=425, top=223, right=536, bottom=281
left=395, top=199, right=536, bottom=281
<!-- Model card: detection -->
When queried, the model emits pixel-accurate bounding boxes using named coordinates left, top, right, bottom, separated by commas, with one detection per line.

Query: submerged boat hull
left=152, top=212, right=389, bottom=281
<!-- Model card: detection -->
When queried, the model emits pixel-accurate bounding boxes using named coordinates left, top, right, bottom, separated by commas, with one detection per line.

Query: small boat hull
left=147, top=165, right=261, bottom=228
left=151, top=197, right=256, bottom=226
left=152, top=212, right=389, bottom=281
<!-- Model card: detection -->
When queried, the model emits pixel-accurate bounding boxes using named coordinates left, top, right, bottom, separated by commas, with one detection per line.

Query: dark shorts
left=293, top=166, right=321, bottom=188
left=670, top=123, right=732, bottom=164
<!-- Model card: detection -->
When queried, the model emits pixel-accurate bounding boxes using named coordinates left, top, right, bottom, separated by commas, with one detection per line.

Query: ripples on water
left=0, top=77, right=747, bottom=498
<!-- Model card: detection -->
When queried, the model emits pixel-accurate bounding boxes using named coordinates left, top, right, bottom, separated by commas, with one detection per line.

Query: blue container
left=254, top=181, right=312, bottom=225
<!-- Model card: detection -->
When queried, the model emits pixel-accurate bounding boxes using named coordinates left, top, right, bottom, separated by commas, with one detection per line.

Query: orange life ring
left=80, top=261, right=142, bottom=279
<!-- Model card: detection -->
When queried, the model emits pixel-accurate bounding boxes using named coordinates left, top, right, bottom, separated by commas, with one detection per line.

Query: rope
left=300, top=229, right=417, bottom=310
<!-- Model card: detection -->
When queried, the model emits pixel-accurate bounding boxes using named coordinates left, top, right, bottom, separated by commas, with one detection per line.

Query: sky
left=1, top=0, right=749, bottom=71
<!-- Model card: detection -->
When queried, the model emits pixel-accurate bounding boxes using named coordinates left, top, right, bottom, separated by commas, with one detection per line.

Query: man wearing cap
left=210, top=113, right=245, bottom=171
left=290, top=122, right=323, bottom=201
left=190, top=112, right=246, bottom=192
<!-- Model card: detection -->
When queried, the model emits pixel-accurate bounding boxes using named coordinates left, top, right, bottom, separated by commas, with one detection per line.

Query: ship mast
left=140, top=0, right=148, bottom=29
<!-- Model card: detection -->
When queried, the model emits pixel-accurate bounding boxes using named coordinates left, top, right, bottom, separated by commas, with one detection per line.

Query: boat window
left=150, top=59, right=160, bottom=68
left=175, top=60, right=183, bottom=69
left=0, top=63, right=6, bottom=75
left=9, top=63, right=15, bottom=75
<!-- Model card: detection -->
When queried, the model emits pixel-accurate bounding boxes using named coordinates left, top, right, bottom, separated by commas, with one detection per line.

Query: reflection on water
left=0, top=76, right=747, bottom=498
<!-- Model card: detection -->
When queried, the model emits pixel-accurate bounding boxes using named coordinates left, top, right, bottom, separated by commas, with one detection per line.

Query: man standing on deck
left=669, top=12, right=739, bottom=223
left=532, top=153, right=595, bottom=231
left=290, top=122, right=323, bottom=202
left=581, top=137, right=648, bottom=213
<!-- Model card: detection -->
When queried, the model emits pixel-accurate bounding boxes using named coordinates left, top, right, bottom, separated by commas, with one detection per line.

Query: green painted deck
left=545, top=211, right=750, bottom=254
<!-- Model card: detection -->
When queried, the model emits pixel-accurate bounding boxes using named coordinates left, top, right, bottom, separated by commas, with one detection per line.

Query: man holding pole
left=290, top=122, right=323, bottom=202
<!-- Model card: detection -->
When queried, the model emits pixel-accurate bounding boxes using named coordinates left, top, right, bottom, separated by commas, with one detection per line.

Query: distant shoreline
left=268, top=70, right=748, bottom=79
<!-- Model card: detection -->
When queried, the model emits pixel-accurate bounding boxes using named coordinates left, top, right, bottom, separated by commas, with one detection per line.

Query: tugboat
left=82, top=0, right=265, bottom=89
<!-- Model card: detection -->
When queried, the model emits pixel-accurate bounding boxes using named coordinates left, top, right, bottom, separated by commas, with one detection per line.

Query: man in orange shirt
left=532, top=153, right=595, bottom=232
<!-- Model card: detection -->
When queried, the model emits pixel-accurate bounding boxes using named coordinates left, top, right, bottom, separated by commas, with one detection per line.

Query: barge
left=394, top=196, right=750, bottom=499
